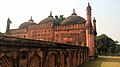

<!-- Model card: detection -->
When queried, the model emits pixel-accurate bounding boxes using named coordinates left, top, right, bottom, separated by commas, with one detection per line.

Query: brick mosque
left=2, top=3, right=97, bottom=67
left=5, top=3, right=97, bottom=57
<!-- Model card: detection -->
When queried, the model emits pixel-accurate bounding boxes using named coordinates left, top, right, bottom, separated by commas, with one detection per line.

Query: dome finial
left=71, top=9, right=77, bottom=15
left=29, top=16, right=33, bottom=21
left=50, top=11, right=52, bottom=16
left=48, top=11, right=53, bottom=18
left=31, top=16, right=32, bottom=19
left=93, top=17, right=96, bottom=22
left=73, top=9, right=75, bottom=13
left=49, top=11, right=52, bottom=17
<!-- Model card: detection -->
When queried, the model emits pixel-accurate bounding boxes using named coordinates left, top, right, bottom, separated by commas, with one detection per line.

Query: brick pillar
left=16, top=51, right=20, bottom=67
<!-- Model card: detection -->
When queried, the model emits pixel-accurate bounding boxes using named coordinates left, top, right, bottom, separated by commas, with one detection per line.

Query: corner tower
left=86, top=3, right=95, bottom=58
left=6, top=17, right=12, bottom=33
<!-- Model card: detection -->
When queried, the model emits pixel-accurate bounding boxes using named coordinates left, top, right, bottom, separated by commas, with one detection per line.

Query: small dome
left=61, top=9, right=86, bottom=25
left=19, top=17, right=37, bottom=29
left=39, top=11, right=54, bottom=24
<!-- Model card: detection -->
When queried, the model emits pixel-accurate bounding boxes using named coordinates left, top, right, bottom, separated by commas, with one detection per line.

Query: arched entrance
left=0, top=55, right=14, bottom=67
left=46, top=53, right=56, bottom=67
left=29, top=53, right=41, bottom=67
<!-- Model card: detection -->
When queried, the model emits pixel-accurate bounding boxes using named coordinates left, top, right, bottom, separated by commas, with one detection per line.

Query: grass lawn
left=80, top=56, right=120, bottom=67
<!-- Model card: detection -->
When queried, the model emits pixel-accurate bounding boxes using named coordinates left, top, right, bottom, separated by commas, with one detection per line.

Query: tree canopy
left=95, top=34, right=119, bottom=56
left=55, top=15, right=65, bottom=21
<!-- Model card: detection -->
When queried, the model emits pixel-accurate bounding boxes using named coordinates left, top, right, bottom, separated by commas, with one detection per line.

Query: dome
left=19, top=17, right=37, bottom=29
left=39, top=11, right=54, bottom=24
left=61, top=9, right=86, bottom=25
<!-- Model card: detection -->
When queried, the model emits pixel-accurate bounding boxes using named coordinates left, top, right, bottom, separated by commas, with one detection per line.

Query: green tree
left=59, top=15, right=65, bottom=21
left=54, top=15, right=65, bottom=25
left=55, top=15, right=65, bottom=21
left=114, top=41, right=120, bottom=55
left=96, top=34, right=116, bottom=56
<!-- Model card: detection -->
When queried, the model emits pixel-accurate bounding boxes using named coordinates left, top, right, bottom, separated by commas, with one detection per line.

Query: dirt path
left=80, top=56, right=120, bottom=67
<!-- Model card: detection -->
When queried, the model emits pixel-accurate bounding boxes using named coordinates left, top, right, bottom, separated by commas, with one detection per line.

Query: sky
left=0, top=0, right=120, bottom=42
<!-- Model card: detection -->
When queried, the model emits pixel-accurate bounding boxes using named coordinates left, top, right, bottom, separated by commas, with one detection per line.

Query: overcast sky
left=0, top=0, right=120, bottom=42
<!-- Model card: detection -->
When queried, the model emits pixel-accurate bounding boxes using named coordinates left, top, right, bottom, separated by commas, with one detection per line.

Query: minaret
left=93, top=17, right=97, bottom=36
left=6, top=17, right=12, bottom=33
left=86, top=3, right=95, bottom=58
left=93, top=17, right=98, bottom=57
left=86, top=2, right=92, bottom=47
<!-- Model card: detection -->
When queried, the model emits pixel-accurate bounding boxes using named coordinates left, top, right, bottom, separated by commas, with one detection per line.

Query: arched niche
left=46, top=53, right=56, bottom=67
left=29, top=53, right=41, bottom=67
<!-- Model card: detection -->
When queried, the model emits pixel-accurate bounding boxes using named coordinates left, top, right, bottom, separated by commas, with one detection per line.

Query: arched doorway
left=0, top=55, right=14, bottom=67
left=46, top=53, right=56, bottom=67
left=29, top=53, right=41, bottom=67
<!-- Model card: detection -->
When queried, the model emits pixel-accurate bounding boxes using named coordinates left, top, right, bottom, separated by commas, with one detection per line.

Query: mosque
left=5, top=3, right=97, bottom=57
